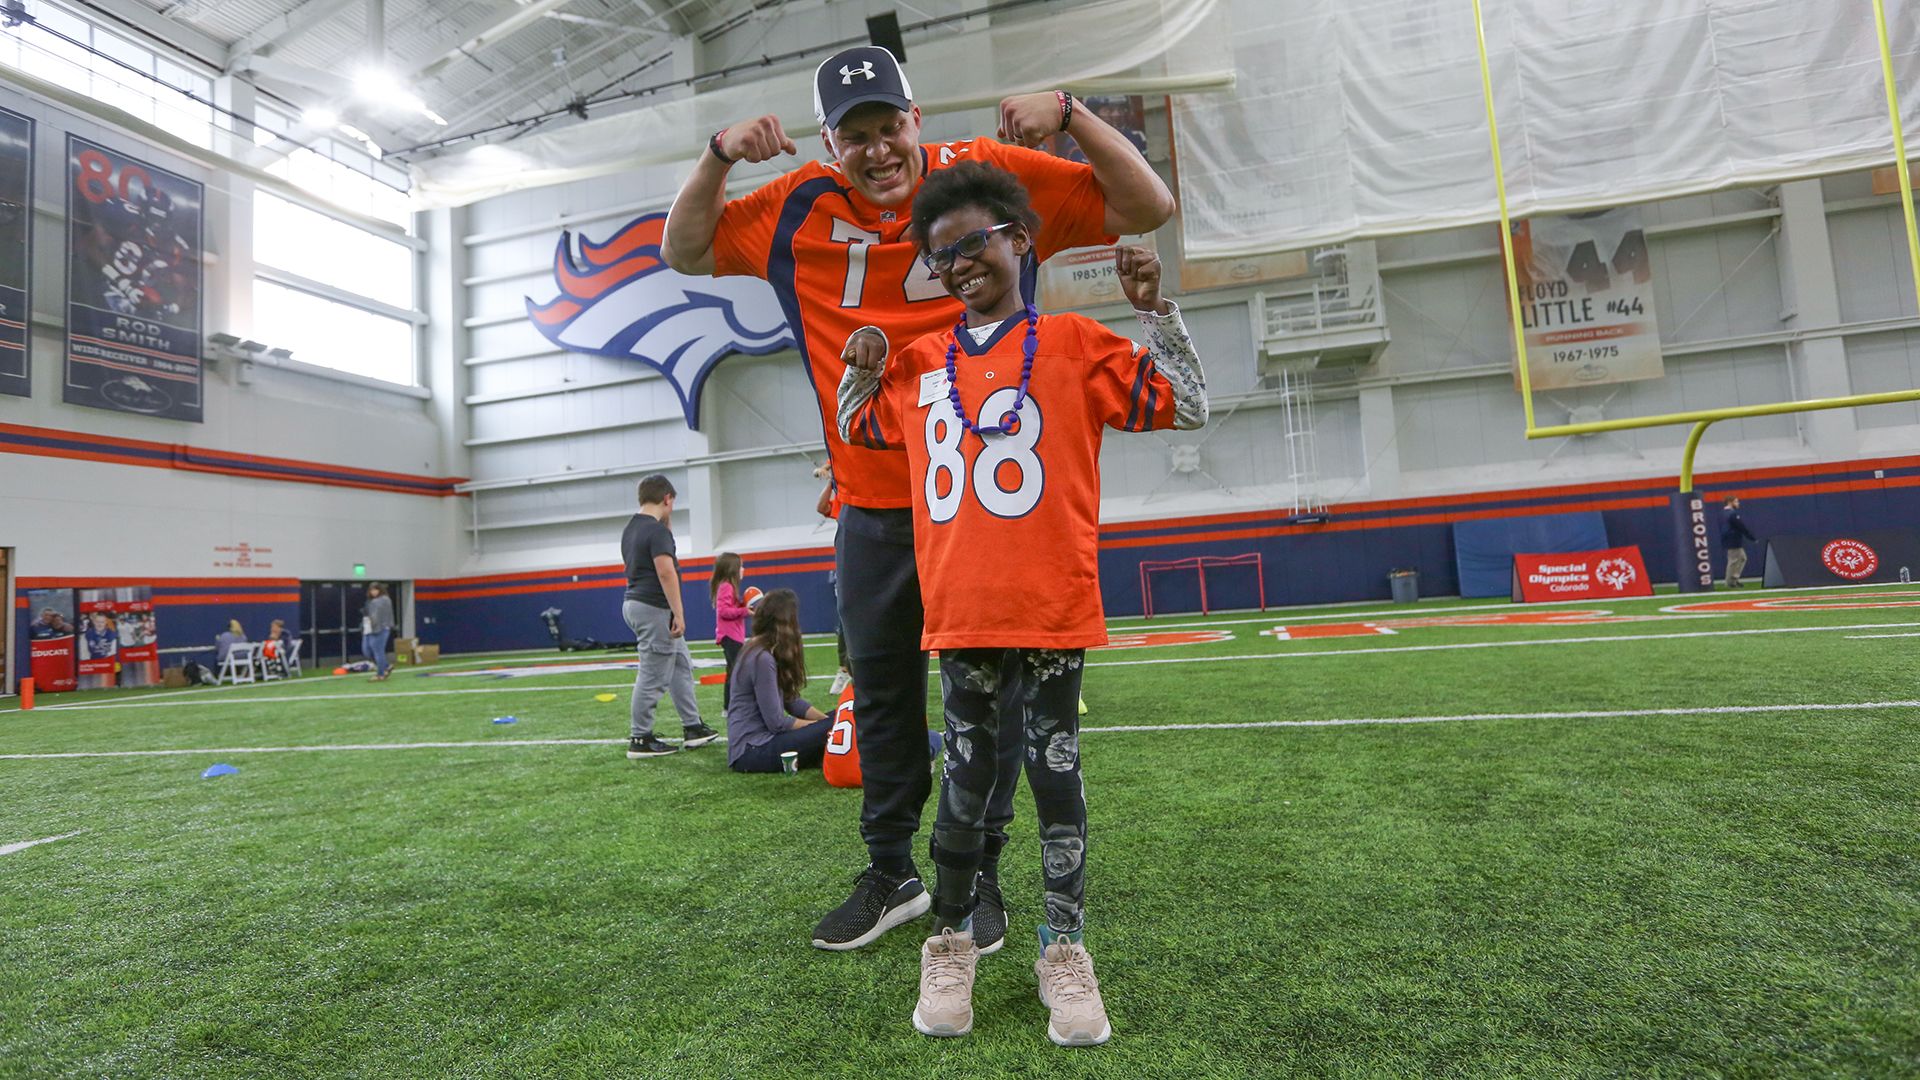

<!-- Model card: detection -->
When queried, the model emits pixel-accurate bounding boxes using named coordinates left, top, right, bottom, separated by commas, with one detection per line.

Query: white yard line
left=14, top=683, right=645, bottom=712
left=1080, top=700, right=1920, bottom=732
left=0, top=830, right=85, bottom=855
left=1082, top=620, right=1920, bottom=669
left=6, top=699, right=1916, bottom=761
left=11, top=620, right=1919, bottom=714
left=1846, top=632, right=1920, bottom=639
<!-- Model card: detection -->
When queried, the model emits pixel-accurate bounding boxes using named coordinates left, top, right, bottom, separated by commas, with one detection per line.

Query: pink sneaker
left=912, top=929, right=978, bottom=1037
left=1035, top=938, right=1111, bottom=1046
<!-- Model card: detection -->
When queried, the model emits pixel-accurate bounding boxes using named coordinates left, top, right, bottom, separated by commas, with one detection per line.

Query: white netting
left=408, top=0, right=1221, bottom=208
left=1173, top=0, right=1920, bottom=258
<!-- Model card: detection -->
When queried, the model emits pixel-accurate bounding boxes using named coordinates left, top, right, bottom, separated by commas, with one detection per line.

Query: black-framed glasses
left=926, top=222, right=1015, bottom=273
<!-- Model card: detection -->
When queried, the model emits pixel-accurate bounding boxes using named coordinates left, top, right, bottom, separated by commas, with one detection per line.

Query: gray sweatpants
left=623, top=599, right=702, bottom=739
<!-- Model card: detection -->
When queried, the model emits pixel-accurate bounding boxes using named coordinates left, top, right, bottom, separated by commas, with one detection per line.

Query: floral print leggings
left=931, top=647, right=1087, bottom=935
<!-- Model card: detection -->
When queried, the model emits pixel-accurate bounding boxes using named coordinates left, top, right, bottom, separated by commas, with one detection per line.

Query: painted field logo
left=1594, top=558, right=1637, bottom=591
left=1096, top=630, right=1233, bottom=650
left=1821, top=539, right=1879, bottom=580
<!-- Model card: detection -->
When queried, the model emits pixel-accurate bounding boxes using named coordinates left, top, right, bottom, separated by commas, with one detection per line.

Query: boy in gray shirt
left=621, top=474, right=721, bottom=757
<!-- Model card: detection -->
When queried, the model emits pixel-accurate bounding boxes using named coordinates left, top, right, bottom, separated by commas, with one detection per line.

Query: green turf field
left=4, top=584, right=1918, bottom=1078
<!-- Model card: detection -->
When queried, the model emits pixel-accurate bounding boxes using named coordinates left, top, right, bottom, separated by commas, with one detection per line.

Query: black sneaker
left=972, top=872, right=1006, bottom=956
left=626, top=735, right=678, bottom=759
left=681, top=723, right=722, bottom=748
left=811, top=865, right=931, bottom=951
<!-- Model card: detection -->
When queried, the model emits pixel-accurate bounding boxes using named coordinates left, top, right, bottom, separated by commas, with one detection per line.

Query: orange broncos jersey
left=822, top=682, right=861, bottom=788
left=846, top=313, right=1179, bottom=649
left=710, top=138, right=1112, bottom=510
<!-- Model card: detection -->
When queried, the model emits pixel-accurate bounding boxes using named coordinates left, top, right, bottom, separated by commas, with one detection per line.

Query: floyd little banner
left=64, top=136, right=204, bottom=421
left=25, top=588, right=78, bottom=693
left=1508, top=207, right=1663, bottom=391
left=0, top=107, right=31, bottom=398
left=113, top=586, right=159, bottom=688
left=1512, top=546, right=1654, bottom=603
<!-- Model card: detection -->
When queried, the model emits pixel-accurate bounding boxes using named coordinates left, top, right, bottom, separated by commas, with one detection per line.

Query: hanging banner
left=1508, top=208, right=1663, bottom=391
left=0, top=107, right=30, bottom=398
left=26, top=588, right=78, bottom=693
left=1038, top=232, right=1157, bottom=312
left=114, top=586, right=159, bottom=688
left=64, top=135, right=204, bottom=422
left=75, top=589, right=120, bottom=689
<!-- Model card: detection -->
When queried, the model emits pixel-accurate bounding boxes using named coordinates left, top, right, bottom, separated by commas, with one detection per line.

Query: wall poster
left=64, top=135, right=204, bottom=421
left=0, top=107, right=31, bottom=398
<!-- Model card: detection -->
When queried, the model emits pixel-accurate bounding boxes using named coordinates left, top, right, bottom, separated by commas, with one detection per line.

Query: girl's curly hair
left=908, top=160, right=1043, bottom=252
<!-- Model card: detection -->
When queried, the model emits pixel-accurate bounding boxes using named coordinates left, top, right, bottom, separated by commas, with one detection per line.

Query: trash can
left=1389, top=569, right=1419, bottom=604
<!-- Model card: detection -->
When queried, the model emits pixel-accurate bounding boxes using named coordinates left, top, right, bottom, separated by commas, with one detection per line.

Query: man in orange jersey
left=662, top=44, right=1173, bottom=953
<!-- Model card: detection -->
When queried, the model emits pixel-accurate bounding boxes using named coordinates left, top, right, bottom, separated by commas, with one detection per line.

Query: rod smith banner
left=1507, top=207, right=1663, bottom=391
left=0, top=107, right=32, bottom=399
left=64, top=136, right=204, bottom=422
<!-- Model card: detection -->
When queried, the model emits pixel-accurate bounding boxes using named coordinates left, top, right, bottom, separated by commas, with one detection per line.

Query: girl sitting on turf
left=725, top=588, right=832, bottom=774
left=836, top=161, right=1208, bottom=1047
left=709, top=552, right=751, bottom=708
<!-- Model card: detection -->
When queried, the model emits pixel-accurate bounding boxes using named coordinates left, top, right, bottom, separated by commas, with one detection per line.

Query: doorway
left=300, top=580, right=405, bottom=669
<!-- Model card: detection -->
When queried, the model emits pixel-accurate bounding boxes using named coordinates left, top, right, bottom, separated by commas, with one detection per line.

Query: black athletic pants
left=930, top=649, right=1088, bottom=934
left=835, top=506, right=1022, bottom=870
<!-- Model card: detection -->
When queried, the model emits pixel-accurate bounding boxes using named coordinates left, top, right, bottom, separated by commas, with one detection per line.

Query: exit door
left=300, top=580, right=404, bottom=668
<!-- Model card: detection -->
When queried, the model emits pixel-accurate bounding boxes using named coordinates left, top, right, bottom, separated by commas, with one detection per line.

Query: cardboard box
left=414, top=644, right=439, bottom=665
left=392, top=636, right=417, bottom=655
left=162, top=667, right=190, bottom=688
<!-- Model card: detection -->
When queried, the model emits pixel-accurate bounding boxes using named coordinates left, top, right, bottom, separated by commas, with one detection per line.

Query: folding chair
left=284, top=638, right=303, bottom=677
left=219, top=642, right=258, bottom=685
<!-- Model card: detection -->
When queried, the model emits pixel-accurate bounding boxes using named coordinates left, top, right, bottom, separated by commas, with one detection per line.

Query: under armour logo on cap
left=814, top=45, right=913, bottom=127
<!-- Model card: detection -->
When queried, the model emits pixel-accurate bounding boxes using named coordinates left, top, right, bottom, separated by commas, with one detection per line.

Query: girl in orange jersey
left=837, top=161, right=1207, bottom=1047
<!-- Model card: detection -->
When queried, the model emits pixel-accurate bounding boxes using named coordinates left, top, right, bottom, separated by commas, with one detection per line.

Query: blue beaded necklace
left=945, top=304, right=1039, bottom=438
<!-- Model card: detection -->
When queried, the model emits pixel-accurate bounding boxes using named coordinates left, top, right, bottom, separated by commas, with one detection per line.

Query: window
left=255, top=193, right=412, bottom=308
left=254, top=105, right=412, bottom=225
left=253, top=280, right=415, bottom=385
left=252, top=193, right=419, bottom=386
left=0, top=6, right=220, bottom=149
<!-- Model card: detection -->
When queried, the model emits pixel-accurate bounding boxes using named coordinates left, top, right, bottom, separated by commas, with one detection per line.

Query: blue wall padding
left=1452, top=512, right=1609, bottom=598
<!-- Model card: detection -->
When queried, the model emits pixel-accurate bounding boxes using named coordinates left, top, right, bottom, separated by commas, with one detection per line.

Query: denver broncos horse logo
left=525, top=213, right=794, bottom=428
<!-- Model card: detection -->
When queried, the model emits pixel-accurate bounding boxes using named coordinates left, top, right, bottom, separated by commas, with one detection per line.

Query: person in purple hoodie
left=727, top=589, right=832, bottom=773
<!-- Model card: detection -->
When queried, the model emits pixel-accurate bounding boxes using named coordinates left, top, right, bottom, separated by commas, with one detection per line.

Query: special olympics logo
left=1594, top=558, right=1637, bottom=590
left=525, top=213, right=795, bottom=429
left=1821, top=538, right=1879, bottom=580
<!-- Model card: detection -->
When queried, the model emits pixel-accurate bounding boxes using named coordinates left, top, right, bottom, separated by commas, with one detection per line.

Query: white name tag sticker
left=917, top=369, right=951, bottom=408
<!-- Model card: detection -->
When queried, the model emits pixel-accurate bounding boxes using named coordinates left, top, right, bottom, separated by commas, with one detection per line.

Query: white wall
left=460, top=103, right=1920, bottom=571
left=0, top=87, right=462, bottom=584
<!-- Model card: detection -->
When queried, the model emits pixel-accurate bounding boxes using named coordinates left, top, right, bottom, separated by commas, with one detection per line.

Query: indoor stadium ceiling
left=69, top=0, right=943, bottom=156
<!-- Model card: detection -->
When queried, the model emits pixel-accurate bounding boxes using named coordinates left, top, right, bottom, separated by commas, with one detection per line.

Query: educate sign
left=1511, top=545, right=1654, bottom=602
left=1508, top=207, right=1663, bottom=391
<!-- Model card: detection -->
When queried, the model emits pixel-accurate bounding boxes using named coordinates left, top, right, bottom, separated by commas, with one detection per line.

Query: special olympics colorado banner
left=0, top=106, right=31, bottom=399
left=25, top=588, right=77, bottom=693
left=64, top=136, right=204, bottom=422
left=1509, top=207, right=1663, bottom=391
left=1511, top=545, right=1654, bottom=603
